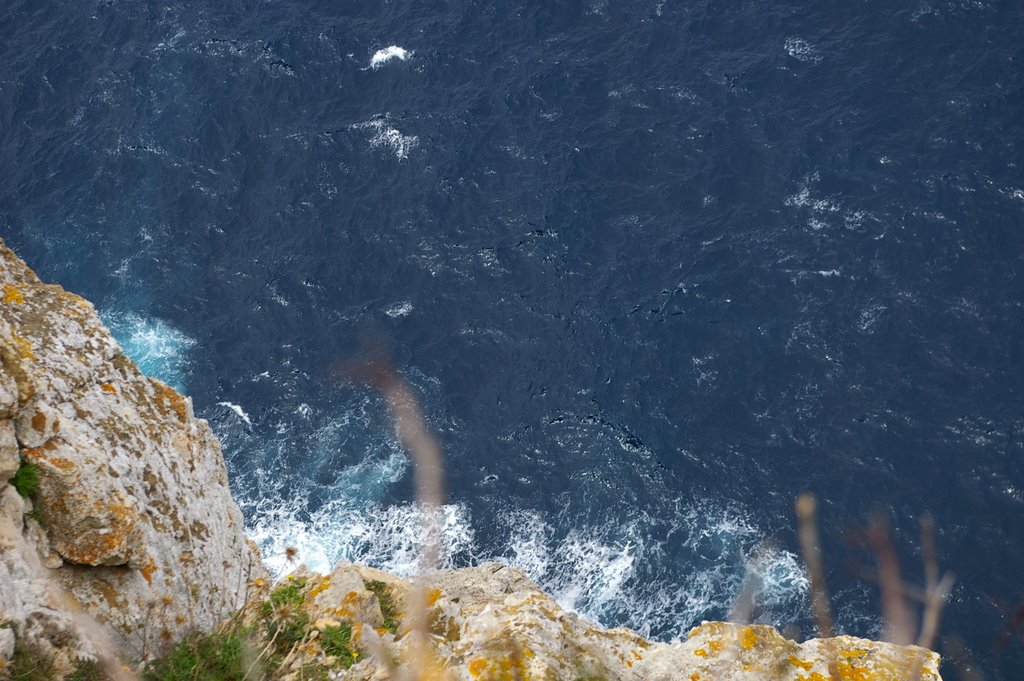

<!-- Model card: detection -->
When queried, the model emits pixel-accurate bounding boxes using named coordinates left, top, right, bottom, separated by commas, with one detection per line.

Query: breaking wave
left=242, top=466, right=808, bottom=640
left=101, top=310, right=196, bottom=392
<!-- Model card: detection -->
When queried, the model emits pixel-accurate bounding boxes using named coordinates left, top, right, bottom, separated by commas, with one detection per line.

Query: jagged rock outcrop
left=0, top=238, right=266, bottom=671
left=267, top=561, right=942, bottom=680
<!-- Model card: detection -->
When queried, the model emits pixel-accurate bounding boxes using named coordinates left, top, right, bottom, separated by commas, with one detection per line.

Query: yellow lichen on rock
left=468, top=657, right=488, bottom=677
left=738, top=626, right=758, bottom=650
left=2, top=284, right=25, bottom=304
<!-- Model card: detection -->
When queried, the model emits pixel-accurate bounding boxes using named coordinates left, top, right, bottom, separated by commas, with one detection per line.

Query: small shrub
left=259, top=578, right=306, bottom=618
left=365, top=580, right=400, bottom=635
left=320, top=623, right=357, bottom=668
left=265, top=610, right=309, bottom=657
left=11, top=461, right=38, bottom=498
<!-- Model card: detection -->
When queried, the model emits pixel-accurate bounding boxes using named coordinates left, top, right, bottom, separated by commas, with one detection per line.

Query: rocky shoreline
left=0, top=238, right=941, bottom=680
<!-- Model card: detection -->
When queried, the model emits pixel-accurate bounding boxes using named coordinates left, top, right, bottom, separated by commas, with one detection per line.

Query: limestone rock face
left=0, top=238, right=266, bottom=666
left=283, top=562, right=943, bottom=681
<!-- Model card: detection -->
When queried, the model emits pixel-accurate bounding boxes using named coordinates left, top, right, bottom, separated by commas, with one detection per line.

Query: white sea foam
left=491, top=502, right=808, bottom=638
left=369, top=45, right=412, bottom=69
left=248, top=497, right=475, bottom=577
left=351, top=115, right=419, bottom=160
left=217, top=401, right=253, bottom=426
left=244, top=492, right=808, bottom=638
left=384, top=301, right=414, bottom=318
left=101, top=310, right=196, bottom=392
left=784, top=37, right=822, bottom=63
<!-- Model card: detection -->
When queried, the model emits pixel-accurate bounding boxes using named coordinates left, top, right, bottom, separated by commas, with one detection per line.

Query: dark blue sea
left=2, top=1, right=1022, bottom=677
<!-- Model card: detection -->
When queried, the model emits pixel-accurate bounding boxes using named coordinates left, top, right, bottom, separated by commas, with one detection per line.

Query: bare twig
left=795, top=493, right=833, bottom=638
left=335, top=351, right=451, bottom=681
left=866, top=513, right=914, bottom=646
left=917, top=514, right=954, bottom=651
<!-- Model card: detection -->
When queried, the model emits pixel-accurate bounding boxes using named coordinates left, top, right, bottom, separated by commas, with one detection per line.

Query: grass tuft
left=11, top=461, right=38, bottom=498
left=365, top=580, right=400, bottom=635
left=142, top=627, right=268, bottom=681
left=320, top=623, right=357, bottom=668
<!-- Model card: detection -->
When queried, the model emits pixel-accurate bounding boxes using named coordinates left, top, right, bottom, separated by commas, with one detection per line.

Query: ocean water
left=2, top=1, right=1022, bottom=678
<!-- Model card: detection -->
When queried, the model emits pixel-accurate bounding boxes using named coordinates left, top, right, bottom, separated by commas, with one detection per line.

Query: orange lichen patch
left=308, top=576, right=331, bottom=598
left=693, top=648, right=707, bottom=658
left=738, top=626, right=758, bottom=650
left=707, top=639, right=724, bottom=654
left=840, top=649, right=869, bottom=658
left=426, top=587, right=443, bottom=607
left=333, top=590, right=361, bottom=619
left=835, top=662, right=872, bottom=681
left=690, top=674, right=701, bottom=681
left=100, top=383, right=117, bottom=394
left=140, top=560, right=157, bottom=585
left=789, top=655, right=814, bottom=671
left=797, top=674, right=830, bottom=681
left=468, top=658, right=489, bottom=677
left=23, top=447, right=76, bottom=472
left=2, top=284, right=25, bottom=304
left=154, top=383, right=187, bottom=423
left=57, top=500, right=138, bottom=566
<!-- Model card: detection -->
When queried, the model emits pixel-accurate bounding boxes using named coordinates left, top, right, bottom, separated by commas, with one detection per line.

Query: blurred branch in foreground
left=333, top=349, right=451, bottom=681
left=796, top=494, right=959, bottom=681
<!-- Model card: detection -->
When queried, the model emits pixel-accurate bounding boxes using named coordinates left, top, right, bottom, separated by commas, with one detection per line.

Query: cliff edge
left=0, top=239, right=941, bottom=680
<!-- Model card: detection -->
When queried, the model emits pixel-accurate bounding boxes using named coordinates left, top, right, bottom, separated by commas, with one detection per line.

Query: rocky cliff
left=0, top=239, right=942, bottom=680
left=0, top=238, right=265, bottom=673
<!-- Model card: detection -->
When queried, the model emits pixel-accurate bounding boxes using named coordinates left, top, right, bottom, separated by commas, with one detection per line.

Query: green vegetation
left=11, top=461, right=38, bottom=498
left=6, top=641, right=108, bottom=681
left=67, top=661, right=107, bottom=681
left=4, top=575, right=372, bottom=681
left=259, top=578, right=306, bottom=618
left=365, top=580, right=400, bottom=635
left=7, top=640, right=55, bottom=681
left=259, top=578, right=310, bottom=657
left=142, top=627, right=269, bottom=681
left=319, top=623, right=356, bottom=668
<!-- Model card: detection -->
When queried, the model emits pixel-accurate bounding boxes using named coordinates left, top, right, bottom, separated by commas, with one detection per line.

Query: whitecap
left=350, top=115, right=419, bottom=160
left=384, top=301, right=413, bottom=318
left=217, top=401, right=253, bottom=426
left=369, top=45, right=412, bottom=69
left=784, top=37, right=822, bottom=63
